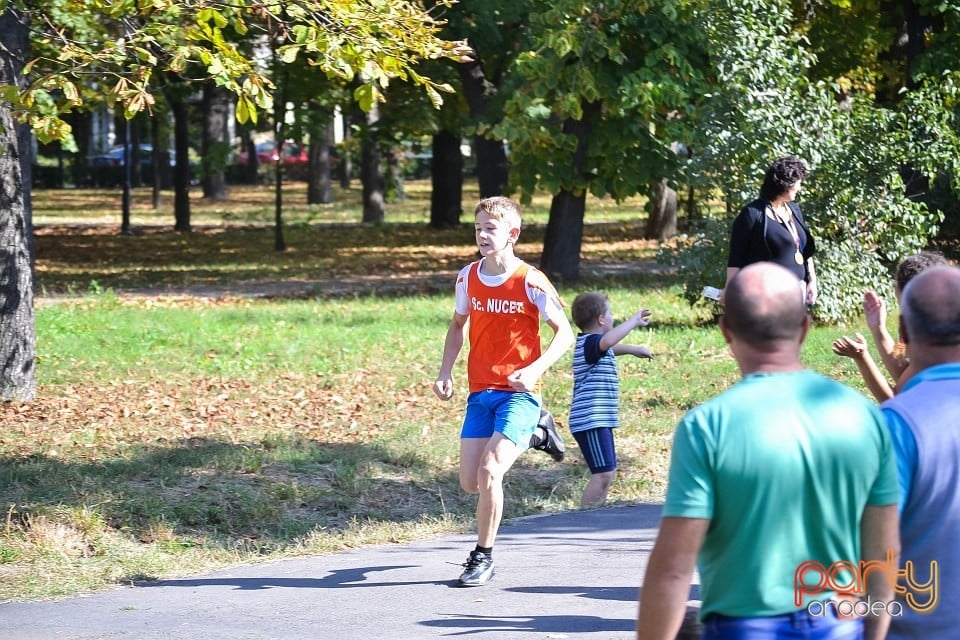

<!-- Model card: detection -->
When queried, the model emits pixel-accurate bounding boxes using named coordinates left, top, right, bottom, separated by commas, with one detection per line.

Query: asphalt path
left=0, top=503, right=703, bottom=640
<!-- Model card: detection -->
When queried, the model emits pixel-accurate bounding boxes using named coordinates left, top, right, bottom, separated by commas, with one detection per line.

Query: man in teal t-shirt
left=636, top=262, right=900, bottom=640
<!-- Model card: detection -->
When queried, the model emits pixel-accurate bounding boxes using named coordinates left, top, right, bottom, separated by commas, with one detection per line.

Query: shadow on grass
left=1, top=436, right=471, bottom=555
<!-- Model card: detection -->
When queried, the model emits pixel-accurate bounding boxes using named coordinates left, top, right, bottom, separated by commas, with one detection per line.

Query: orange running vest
left=466, top=261, right=543, bottom=392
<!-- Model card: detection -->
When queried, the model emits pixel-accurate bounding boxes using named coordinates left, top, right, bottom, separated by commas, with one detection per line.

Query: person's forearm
left=636, top=518, right=705, bottom=640
left=436, top=324, right=464, bottom=378
left=614, top=344, right=650, bottom=358
left=852, top=352, right=894, bottom=402
left=869, top=325, right=901, bottom=379
left=523, top=321, right=575, bottom=381
left=600, top=316, right=644, bottom=351
left=636, top=563, right=691, bottom=639
left=861, top=505, right=899, bottom=640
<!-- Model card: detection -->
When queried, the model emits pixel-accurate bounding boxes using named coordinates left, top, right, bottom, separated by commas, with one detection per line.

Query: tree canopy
left=8, top=0, right=471, bottom=147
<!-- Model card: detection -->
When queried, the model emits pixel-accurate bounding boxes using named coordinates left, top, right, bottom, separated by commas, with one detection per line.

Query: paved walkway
left=1, top=503, right=701, bottom=640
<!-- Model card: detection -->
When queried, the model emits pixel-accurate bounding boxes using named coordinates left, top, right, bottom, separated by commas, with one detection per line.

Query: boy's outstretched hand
left=631, top=309, right=653, bottom=327
left=832, top=333, right=868, bottom=359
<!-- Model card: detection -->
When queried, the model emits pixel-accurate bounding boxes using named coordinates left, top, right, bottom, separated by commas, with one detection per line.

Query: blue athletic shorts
left=460, top=390, right=541, bottom=446
left=572, top=428, right=618, bottom=473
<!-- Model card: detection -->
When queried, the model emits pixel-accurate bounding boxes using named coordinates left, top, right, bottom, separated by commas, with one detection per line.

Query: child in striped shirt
left=569, top=292, right=652, bottom=506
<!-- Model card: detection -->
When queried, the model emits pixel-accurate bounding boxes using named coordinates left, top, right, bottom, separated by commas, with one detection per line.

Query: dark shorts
left=572, top=428, right=617, bottom=474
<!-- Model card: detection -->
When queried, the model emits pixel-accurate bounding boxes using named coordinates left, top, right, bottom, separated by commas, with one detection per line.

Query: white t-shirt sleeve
left=525, top=268, right=566, bottom=325
left=454, top=264, right=472, bottom=316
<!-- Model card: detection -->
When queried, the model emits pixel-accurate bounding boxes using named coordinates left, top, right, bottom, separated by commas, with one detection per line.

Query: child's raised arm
left=863, top=290, right=905, bottom=380
left=600, top=309, right=651, bottom=353
left=832, top=333, right=893, bottom=402
left=613, top=344, right=653, bottom=359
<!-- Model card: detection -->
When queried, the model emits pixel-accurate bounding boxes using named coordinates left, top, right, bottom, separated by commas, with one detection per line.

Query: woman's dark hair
left=759, top=156, right=808, bottom=202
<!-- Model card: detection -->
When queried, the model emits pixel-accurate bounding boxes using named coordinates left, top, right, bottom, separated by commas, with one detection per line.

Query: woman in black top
left=723, top=156, right=818, bottom=305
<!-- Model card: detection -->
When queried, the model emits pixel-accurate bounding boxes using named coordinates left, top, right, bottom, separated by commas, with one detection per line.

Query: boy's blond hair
left=475, top=196, right=522, bottom=230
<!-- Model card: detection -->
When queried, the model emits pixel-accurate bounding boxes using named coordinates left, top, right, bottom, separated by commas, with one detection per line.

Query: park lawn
left=1, top=183, right=876, bottom=601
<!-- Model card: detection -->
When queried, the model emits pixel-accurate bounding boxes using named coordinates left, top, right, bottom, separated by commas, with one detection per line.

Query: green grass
left=0, top=183, right=888, bottom=602
left=3, top=282, right=883, bottom=602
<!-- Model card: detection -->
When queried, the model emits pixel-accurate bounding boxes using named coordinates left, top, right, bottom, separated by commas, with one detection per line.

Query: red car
left=236, top=141, right=308, bottom=165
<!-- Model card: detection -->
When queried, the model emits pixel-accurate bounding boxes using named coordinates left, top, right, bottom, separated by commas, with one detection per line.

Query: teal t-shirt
left=663, top=370, right=899, bottom=619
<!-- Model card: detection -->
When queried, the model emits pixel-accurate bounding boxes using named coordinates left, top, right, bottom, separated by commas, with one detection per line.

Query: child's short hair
left=895, top=251, right=950, bottom=293
left=571, top=292, right=609, bottom=330
left=475, top=196, right=522, bottom=230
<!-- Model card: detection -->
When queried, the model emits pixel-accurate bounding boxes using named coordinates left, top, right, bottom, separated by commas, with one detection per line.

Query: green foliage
left=493, top=0, right=708, bottom=204
left=657, top=216, right=728, bottom=308
left=13, top=0, right=470, bottom=142
left=811, top=238, right=889, bottom=322
left=664, top=0, right=960, bottom=322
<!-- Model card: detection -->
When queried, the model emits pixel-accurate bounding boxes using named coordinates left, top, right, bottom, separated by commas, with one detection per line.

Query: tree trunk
left=457, top=58, right=508, bottom=197
left=645, top=179, right=678, bottom=240
left=430, top=129, right=463, bottom=229
left=169, top=93, right=192, bottom=231
left=473, top=135, right=508, bottom=198
left=361, top=104, right=384, bottom=224
left=0, top=8, right=36, bottom=401
left=386, top=146, right=405, bottom=203
left=129, top=116, right=144, bottom=188
left=307, top=115, right=334, bottom=205
left=339, top=112, right=352, bottom=189
left=539, top=104, right=597, bottom=282
left=881, top=0, right=934, bottom=199
left=201, top=83, right=230, bottom=200
left=68, top=110, right=92, bottom=187
left=685, top=183, right=697, bottom=223
left=540, top=189, right=585, bottom=283
left=150, top=117, right=160, bottom=208
left=273, top=91, right=286, bottom=252
left=240, top=128, right=259, bottom=184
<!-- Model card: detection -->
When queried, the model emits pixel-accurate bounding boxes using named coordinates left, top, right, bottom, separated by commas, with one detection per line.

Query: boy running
left=433, top=196, right=574, bottom=587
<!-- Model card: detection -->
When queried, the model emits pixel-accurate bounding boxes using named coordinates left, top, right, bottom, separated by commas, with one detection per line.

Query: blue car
left=89, top=144, right=176, bottom=169
left=88, top=144, right=194, bottom=187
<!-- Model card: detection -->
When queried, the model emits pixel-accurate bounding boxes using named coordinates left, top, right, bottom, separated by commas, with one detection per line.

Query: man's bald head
left=900, top=265, right=960, bottom=347
left=723, top=262, right=807, bottom=348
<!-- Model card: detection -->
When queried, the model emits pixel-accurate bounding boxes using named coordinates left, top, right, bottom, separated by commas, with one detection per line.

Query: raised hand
left=832, top=333, right=868, bottom=359
left=863, top=291, right=886, bottom=331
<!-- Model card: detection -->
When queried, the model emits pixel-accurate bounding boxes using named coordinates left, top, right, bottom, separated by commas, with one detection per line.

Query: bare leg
left=459, top=437, right=488, bottom=494
left=580, top=470, right=615, bottom=507
left=467, top=432, right=525, bottom=547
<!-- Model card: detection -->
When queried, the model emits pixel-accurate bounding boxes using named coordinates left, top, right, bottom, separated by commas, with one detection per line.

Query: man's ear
left=718, top=315, right=733, bottom=345
left=899, top=315, right=910, bottom=345
left=798, top=313, right=812, bottom=345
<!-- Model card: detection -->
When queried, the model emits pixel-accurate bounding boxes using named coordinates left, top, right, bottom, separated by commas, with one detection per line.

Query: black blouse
left=727, top=198, right=816, bottom=282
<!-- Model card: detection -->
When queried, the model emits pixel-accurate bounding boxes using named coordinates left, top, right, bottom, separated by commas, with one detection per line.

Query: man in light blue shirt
left=880, top=265, right=960, bottom=640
